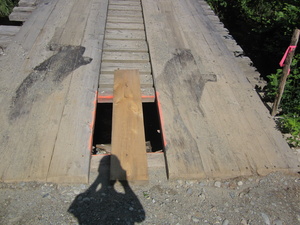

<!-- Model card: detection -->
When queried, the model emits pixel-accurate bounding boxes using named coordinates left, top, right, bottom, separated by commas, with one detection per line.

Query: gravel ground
left=1, top=160, right=300, bottom=225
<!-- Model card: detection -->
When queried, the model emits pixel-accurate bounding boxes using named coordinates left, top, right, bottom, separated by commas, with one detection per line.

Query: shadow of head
left=68, top=155, right=146, bottom=224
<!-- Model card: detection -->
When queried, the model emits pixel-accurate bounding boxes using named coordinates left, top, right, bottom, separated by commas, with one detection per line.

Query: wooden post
left=271, top=28, right=300, bottom=116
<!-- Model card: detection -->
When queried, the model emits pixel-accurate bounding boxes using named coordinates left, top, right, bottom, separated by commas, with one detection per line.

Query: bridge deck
left=0, top=0, right=298, bottom=183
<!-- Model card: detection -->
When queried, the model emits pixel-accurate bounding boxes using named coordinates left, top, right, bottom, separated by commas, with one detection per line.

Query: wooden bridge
left=0, top=0, right=299, bottom=183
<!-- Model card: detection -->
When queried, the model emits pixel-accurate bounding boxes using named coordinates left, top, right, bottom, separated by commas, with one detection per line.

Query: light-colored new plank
left=110, top=70, right=148, bottom=181
left=101, top=62, right=151, bottom=75
left=99, top=74, right=153, bottom=88
left=98, top=87, right=155, bottom=103
left=103, top=40, right=148, bottom=52
left=105, top=29, right=145, bottom=40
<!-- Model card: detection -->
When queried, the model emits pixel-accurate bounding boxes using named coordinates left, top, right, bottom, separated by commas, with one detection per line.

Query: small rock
left=192, top=217, right=200, bottom=222
left=273, top=219, right=283, bottom=225
left=261, top=213, right=271, bottom=225
left=222, top=219, right=229, bottom=225
left=129, top=207, right=134, bottom=211
left=198, top=193, right=206, bottom=201
left=74, top=190, right=80, bottom=195
left=42, top=193, right=49, bottom=198
left=187, top=188, right=193, bottom=195
left=214, top=181, right=222, bottom=188
left=199, top=182, right=206, bottom=187
left=229, top=192, right=235, bottom=198
left=240, top=218, right=249, bottom=225
left=238, top=181, right=243, bottom=186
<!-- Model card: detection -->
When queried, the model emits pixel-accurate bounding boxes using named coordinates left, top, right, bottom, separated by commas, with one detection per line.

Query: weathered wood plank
left=103, top=40, right=148, bottom=52
left=106, top=22, right=144, bottom=30
left=12, top=6, right=36, bottom=12
left=101, top=62, right=151, bottom=75
left=9, top=11, right=32, bottom=22
left=0, top=26, right=21, bottom=36
left=110, top=70, right=148, bottom=181
left=12, top=0, right=58, bottom=51
left=0, top=36, right=13, bottom=47
left=0, top=0, right=75, bottom=182
left=47, top=0, right=108, bottom=183
left=98, top=87, right=155, bottom=103
left=18, top=0, right=38, bottom=7
left=108, top=5, right=141, bottom=11
left=108, top=10, right=143, bottom=17
left=102, top=52, right=149, bottom=63
left=107, top=16, right=143, bottom=24
left=110, top=0, right=140, bottom=4
left=142, top=0, right=300, bottom=179
left=99, top=74, right=153, bottom=88
left=105, top=29, right=145, bottom=40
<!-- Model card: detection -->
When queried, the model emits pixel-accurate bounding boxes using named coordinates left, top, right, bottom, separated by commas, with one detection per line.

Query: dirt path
left=1, top=169, right=299, bottom=224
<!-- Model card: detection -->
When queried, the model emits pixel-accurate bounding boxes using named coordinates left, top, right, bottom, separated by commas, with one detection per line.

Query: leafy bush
left=265, top=55, right=300, bottom=147
left=265, top=54, right=300, bottom=115
left=0, top=0, right=17, bottom=17
left=281, top=114, right=300, bottom=147
left=206, top=0, right=300, bottom=147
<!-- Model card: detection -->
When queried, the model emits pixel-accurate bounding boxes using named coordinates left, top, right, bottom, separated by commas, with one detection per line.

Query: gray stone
left=273, top=219, right=283, bottom=225
left=186, top=188, right=193, bottom=195
left=192, top=217, right=200, bottom=222
left=222, top=219, right=229, bottom=225
left=261, top=213, right=271, bottom=225
left=214, top=181, right=221, bottom=188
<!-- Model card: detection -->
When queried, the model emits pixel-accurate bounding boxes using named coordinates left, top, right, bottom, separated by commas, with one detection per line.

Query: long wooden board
left=110, top=70, right=148, bottom=181
left=0, top=0, right=108, bottom=183
left=47, top=0, right=108, bottom=183
left=142, top=0, right=300, bottom=179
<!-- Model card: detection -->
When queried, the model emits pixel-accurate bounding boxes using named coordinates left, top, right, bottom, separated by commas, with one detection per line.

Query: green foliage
left=263, top=54, right=300, bottom=147
left=265, top=54, right=300, bottom=115
left=205, top=0, right=300, bottom=76
left=0, top=0, right=17, bottom=17
left=206, top=0, right=300, bottom=147
left=281, top=114, right=300, bottom=147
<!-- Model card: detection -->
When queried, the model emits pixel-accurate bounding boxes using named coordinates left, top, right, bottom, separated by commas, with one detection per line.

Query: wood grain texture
left=98, top=87, right=155, bottom=103
left=0, top=0, right=66, bottom=182
left=101, top=62, right=151, bottom=75
left=142, top=0, right=300, bottom=179
left=105, top=29, right=145, bottom=40
left=0, top=26, right=20, bottom=36
left=110, top=70, right=148, bottom=181
left=103, top=40, right=148, bottom=52
left=99, top=74, right=153, bottom=88
left=102, top=52, right=149, bottom=63
left=47, top=0, right=108, bottom=183
left=0, top=0, right=108, bottom=183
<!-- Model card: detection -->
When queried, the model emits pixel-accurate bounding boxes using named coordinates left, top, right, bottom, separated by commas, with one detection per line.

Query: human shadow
left=68, top=155, right=145, bottom=224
